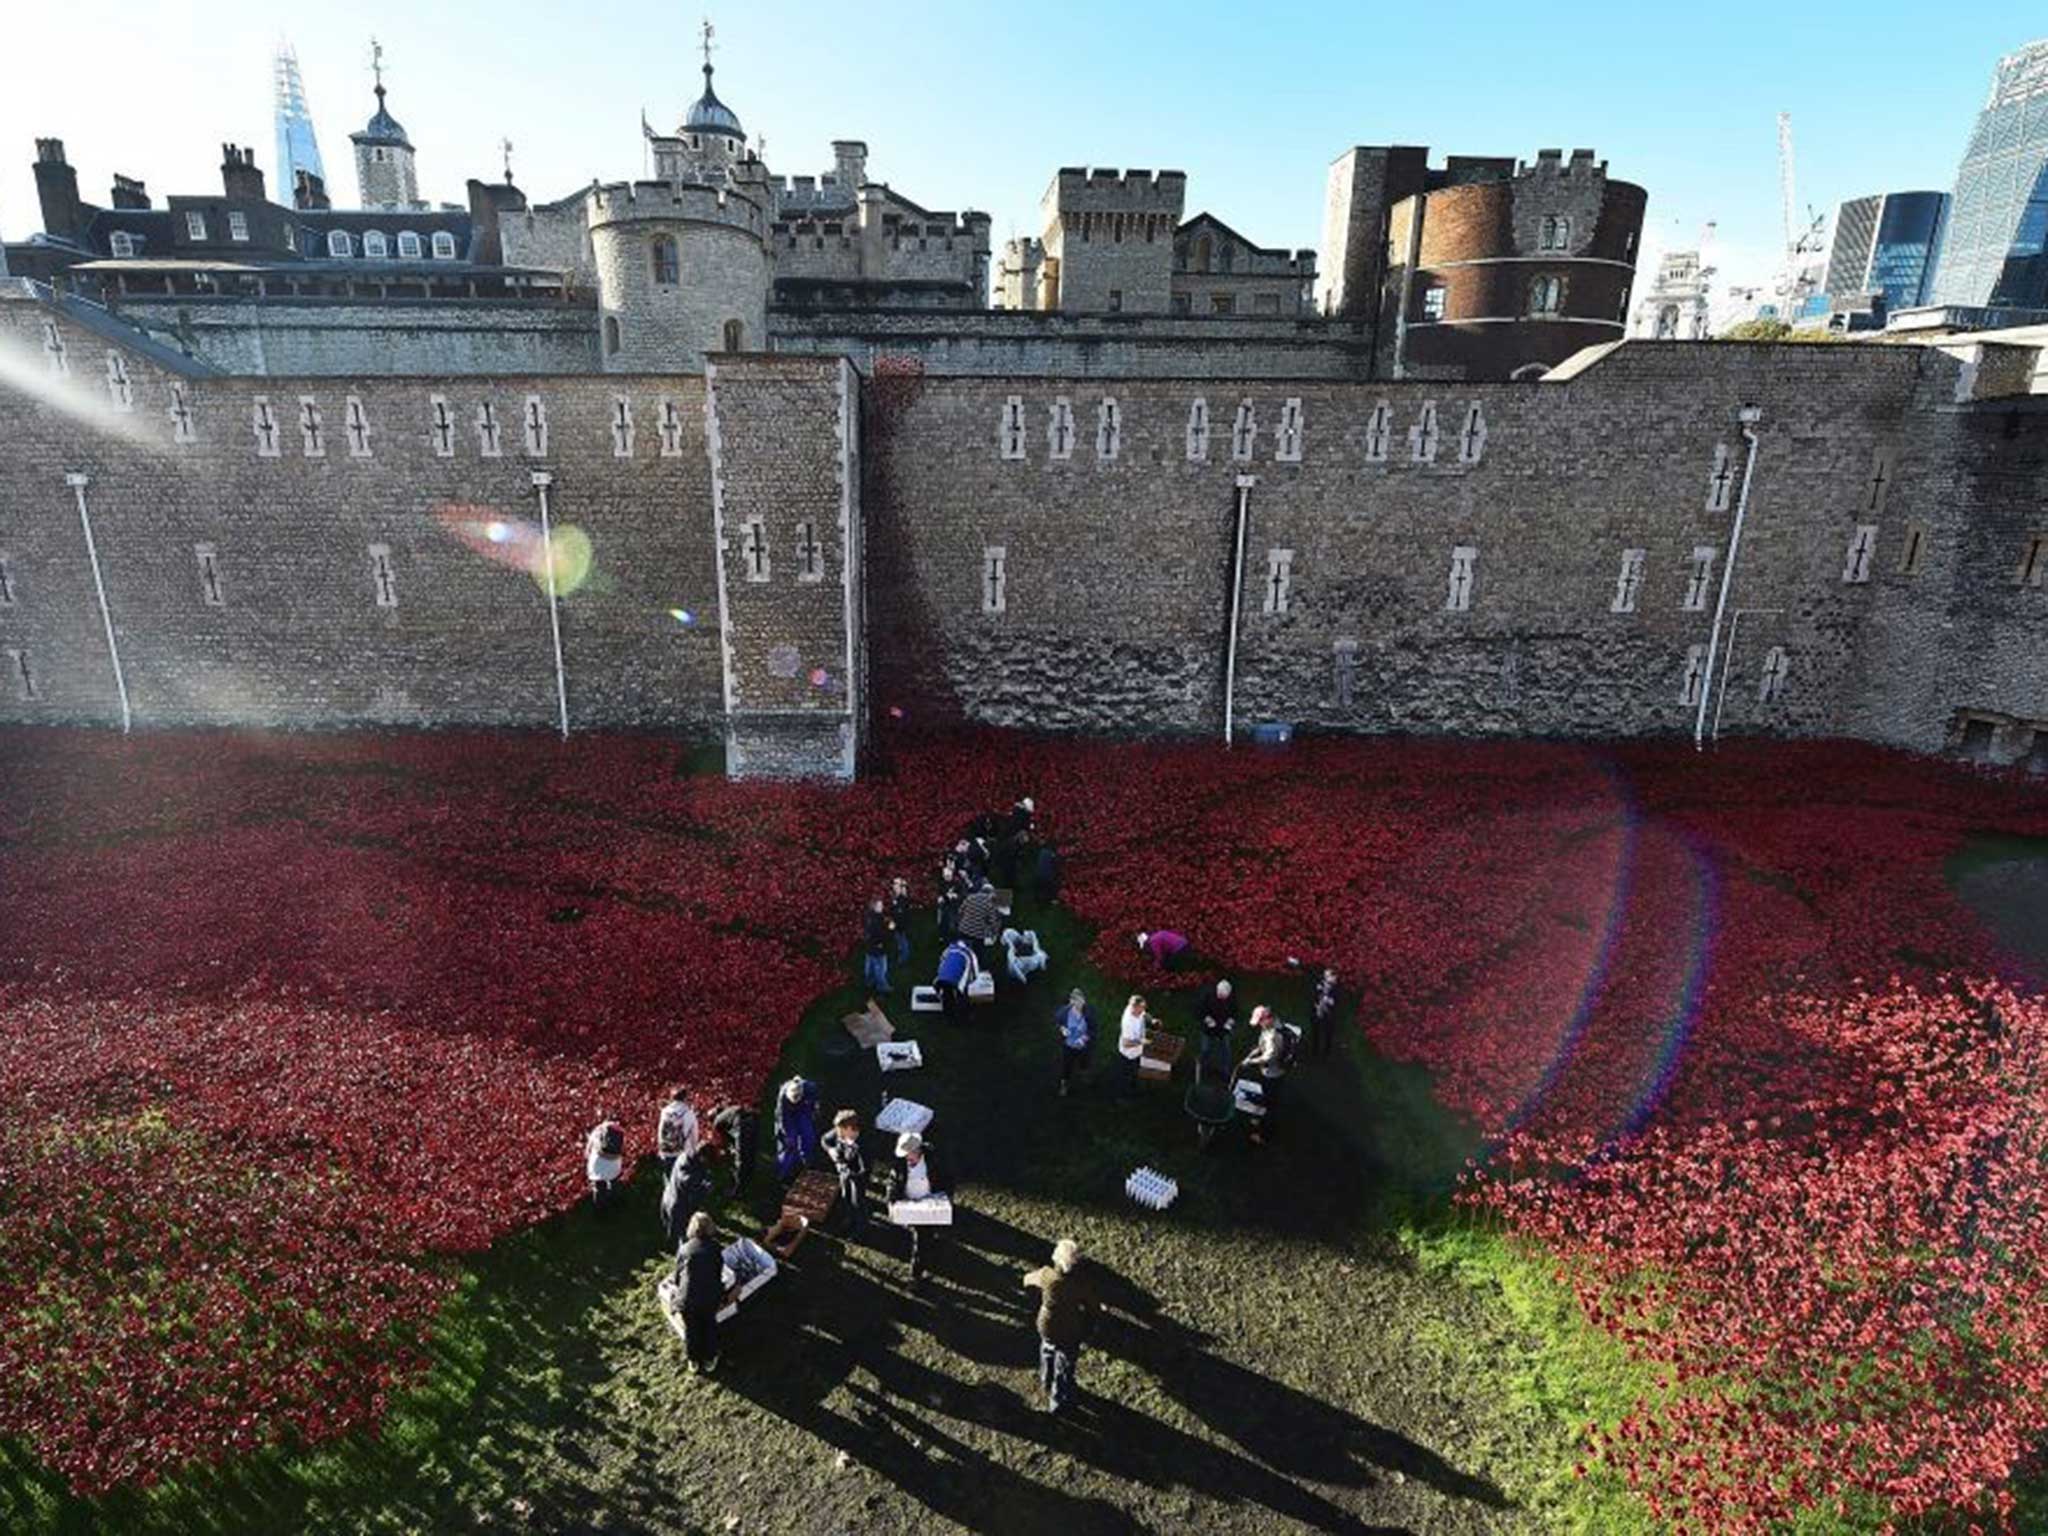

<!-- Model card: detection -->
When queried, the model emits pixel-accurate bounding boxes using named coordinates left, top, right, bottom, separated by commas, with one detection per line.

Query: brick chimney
left=33, top=138, right=85, bottom=244
left=221, top=144, right=266, bottom=202
left=109, top=174, right=150, bottom=210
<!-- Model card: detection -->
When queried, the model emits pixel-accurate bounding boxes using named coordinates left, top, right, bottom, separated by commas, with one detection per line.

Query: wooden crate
left=1138, top=1028, right=1186, bottom=1083
left=766, top=1169, right=839, bottom=1258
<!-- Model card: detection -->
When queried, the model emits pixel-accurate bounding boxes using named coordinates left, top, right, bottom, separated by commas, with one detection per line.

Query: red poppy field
left=1, top=726, right=2045, bottom=1530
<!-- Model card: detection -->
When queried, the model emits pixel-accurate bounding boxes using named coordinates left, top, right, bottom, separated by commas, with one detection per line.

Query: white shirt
left=1118, top=1005, right=1149, bottom=1060
left=585, top=1125, right=622, bottom=1182
left=657, top=1099, right=699, bottom=1159
left=903, top=1156, right=932, bottom=1201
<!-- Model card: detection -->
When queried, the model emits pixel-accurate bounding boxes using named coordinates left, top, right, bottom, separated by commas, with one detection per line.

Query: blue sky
left=3, top=2, right=2037, bottom=293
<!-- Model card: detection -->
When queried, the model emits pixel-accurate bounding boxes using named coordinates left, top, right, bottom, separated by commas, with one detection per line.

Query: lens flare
left=669, top=608, right=696, bottom=626
left=767, top=644, right=801, bottom=679
left=435, top=503, right=593, bottom=595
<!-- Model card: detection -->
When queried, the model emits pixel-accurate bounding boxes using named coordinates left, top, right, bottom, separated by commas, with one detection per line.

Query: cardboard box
left=889, top=1194, right=953, bottom=1226
left=967, top=973, right=995, bottom=1003
left=909, top=986, right=943, bottom=1013
left=841, top=1000, right=894, bottom=1048
left=877, top=1040, right=924, bottom=1073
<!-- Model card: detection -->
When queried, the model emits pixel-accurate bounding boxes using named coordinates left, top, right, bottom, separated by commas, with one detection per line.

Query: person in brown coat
left=1022, top=1238, right=1101, bottom=1415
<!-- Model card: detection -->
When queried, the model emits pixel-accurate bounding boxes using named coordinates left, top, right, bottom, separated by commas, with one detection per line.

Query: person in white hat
left=884, top=1130, right=950, bottom=1284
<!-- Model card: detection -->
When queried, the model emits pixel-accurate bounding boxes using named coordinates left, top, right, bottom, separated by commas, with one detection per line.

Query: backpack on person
left=1275, top=1022, right=1302, bottom=1072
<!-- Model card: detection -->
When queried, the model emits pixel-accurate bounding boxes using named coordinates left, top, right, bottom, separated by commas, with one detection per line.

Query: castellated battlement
left=1049, top=168, right=1189, bottom=213
left=1520, top=148, right=1609, bottom=179
left=586, top=179, right=767, bottom=239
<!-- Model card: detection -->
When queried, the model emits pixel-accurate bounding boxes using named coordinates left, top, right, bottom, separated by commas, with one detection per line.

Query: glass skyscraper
left=1930, top=38, right=2048, bottom=310
left=1825, top=191, right=1948, bottom=313
left=273, top=44, right=326, bottom=207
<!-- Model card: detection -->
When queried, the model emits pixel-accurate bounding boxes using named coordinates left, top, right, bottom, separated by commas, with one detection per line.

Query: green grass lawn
left=3, top=866, right=1675, bottom=1535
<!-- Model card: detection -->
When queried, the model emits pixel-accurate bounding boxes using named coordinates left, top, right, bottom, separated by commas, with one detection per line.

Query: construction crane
left=1772, top=112, right=1829, bottom=322
left=1778, top=111, right=1798, bottom=265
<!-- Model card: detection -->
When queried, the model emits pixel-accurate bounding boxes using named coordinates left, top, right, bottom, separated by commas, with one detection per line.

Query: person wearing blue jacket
left=774, top=1076, right=822, bottom=1181
left=934, top=938, right=978, bottom=1027
left=1052, top=988, right=1095, bottom=1096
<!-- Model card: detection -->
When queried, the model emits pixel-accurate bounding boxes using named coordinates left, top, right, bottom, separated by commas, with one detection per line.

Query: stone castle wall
left=2, top=293, right=2043, bottom=776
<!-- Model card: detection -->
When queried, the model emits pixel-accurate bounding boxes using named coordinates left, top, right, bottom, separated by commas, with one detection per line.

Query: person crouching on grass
left=826, top=1108, right=869, bottom=1236
left=674, top=1210, right=724, bottom=1376
left=585, top=1113, right=624, bottom=1209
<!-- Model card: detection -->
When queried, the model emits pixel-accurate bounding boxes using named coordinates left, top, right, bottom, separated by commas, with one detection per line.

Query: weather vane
left=370, top=37, right=385, bottom=93
left=501, top=137, right=515, bottom=183
left=701, top=18, right=716, bottom=70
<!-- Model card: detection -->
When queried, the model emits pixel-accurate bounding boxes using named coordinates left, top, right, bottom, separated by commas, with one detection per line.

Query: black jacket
left=1198, top=982, right=1239, bottom=1038
left=675, top=1234, right=725, bottom=1312
left=883, top=1145, right=950, bottom=1204
left=712, top=1103, right=757, bottom=1154
left=864, top=907, right=891, bottom=955
left=826, top=1131, right=868, bottom=1183
left=662, top=1151, right=715, bottom=1236
left=889, top=891, right=915, bottom=931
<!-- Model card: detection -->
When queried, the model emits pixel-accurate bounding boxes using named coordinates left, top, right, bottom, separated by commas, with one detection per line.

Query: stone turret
left=588, top=176, right=770, bottom=371
left=1038, top=167, right=1187, bottom=314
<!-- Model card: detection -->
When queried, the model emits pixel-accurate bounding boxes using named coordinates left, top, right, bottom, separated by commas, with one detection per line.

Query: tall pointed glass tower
left=274, top=42, right=326, bottom=207
left=1930, top=39, right=2048, bottom=310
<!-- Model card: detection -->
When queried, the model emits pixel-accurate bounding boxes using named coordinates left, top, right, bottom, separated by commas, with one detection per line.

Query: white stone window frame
left=1842, top=524, right=1878, bottom=584
left=522, top=394, right=549, bottom=458
left=1681, top=546, right=1716, bottom=612
left=41, top=321, right=68, bottom=377
left=1275, top=398, right=1304, bottom=463
left=1421, top=284, right=1447, bottom=321
left=428, top=394, right=456, bottom=458
left=185, top=210, right=207, bottom=242
left=6, top=648, right=35, bottom=701
left=1230, top=398, right=1257, bottom=463
left=1446, top=545, right=1476, bottom=613
left=193, top=543, right=225, bottom=608
left=327, top=229, right=352, bottom=259
left=1332, top=637, right=1359, bottom=708
left=1185, top=397, right=1210, bottom=463
left=1758, top=645, right=1790, bottom=704
left=1096, top=397, right=1121, bottom=462
left=362, top=229, right=388, bottom=259
left=999, top=395, right=1027, bottom=460
left=476, top=400, right=504, bottom=458
left=1611, top=548, right=1646, bottom=614
left=344, top=394, right=373, bottom=458
left=251, top=396, right=281, bottom=458
left=794, top=520, right=826, bottom=584
left=1410, top=400, right=1441, bottom=464
left=1457, top=401, right=1488, bottom=465
left=298, top=396, right=325, bottom=458
left=1262, top=547, right=1295, bottom=615
left=431, top=231, right=458, bottom=260
left=982, top=545, right=1007, bottom=614
left=368, top=543, right=399, bottom=609
left=609, top=396, right=636, bottom=459
left=1048, top=398, right=1075, bottom=462
left=1705, top=442, right=1734, bottom=513
left=167, top=382, right=197, bottom=444
left=0, top=553, right=15, bottom=606
left=104, top=351, right=134, bottom=413
left=228, top=210, right=250, bottom=243
left=109, top=230, right=138, bottom=258
left=1679, top=643, right=1707, bottom=706
left=1363, top=401, right=1392, bottom=463
left=397, top=230, right=423, bottom=259
left=739, top=517, right=771, bottom=583
left=657, top=397, right=685, bottom=458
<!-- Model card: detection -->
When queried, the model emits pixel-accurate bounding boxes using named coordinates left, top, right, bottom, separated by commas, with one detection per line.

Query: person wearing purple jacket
left=1136, top=929, right=1189, bottom=971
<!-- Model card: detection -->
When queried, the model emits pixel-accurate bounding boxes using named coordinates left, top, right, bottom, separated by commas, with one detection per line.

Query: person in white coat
left=585, top=1114, right=624, bottom=1208
left=1116, top=994, right=1151, bottom=1101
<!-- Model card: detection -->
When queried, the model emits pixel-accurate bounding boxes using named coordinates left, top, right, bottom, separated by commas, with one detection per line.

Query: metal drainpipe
left=67, top=472, right=132, bottom=734
left=1222, top=474, right=1255, bottom=746
left=532, top=471, right=571, bottom=739
left=1694, top=406, right=1763, bottom=751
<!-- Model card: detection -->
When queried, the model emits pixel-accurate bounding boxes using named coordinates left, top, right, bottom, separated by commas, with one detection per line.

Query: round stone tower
left=591, top=55, right=770, bottom=371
